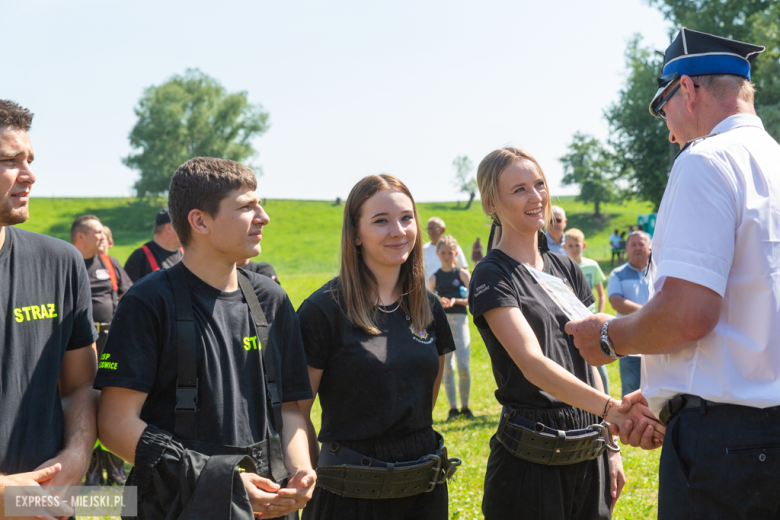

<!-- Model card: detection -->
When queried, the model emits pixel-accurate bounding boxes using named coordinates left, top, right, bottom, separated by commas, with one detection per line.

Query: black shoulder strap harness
left=167, top=263, right=286, bottom=478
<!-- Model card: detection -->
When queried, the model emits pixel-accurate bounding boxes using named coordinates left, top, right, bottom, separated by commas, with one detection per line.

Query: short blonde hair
left=477, top=147, right=551, bottom=248
left=436, top=235, right=458, bottom=250
left=564, top=228, right=584, bottom=243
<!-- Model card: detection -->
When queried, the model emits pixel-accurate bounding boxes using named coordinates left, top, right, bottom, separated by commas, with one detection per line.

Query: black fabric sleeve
left=431, top=296, right=456, bottom=356
left=93, top=293, right=161, bottom=392
left=112, top=256, right=134, bottom=297
left=67, top=253, right=99, bottom=350
left=468, top=262, right=519, bottom=328
left=297, top=299, right=334, bottom=370
left=276, top=295, right=314, bottom=402
left=124, top=248, right=148, bottom=283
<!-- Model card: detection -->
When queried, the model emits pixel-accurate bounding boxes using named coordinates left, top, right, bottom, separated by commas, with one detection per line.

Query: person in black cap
left=124, top=207, right=183, bottom=282
left=566, top=28, right=780, bottom=519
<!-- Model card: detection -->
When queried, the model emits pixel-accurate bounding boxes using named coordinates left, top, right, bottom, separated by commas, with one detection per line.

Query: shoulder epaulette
left=672, top=131, right=720, bottom=166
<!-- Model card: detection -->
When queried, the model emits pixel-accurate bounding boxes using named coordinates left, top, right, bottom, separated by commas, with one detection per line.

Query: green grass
left=18, top=197, right=660, bottom=519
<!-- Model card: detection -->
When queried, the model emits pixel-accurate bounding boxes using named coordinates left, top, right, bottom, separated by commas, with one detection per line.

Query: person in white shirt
left=422, top=217, right=468, bottom=279
left=544, top=205, right=567, bottom=256
left=565, top=28, right=780, bottom=520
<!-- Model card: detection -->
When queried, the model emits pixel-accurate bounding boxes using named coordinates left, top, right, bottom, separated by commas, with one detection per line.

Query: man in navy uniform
left=124, top=208, right=183, bottom=282
left=566, top=29, right=780, bottom=519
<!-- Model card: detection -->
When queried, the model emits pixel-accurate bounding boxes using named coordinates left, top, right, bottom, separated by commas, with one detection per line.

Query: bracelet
left=601, top=397, right=615, bottom=419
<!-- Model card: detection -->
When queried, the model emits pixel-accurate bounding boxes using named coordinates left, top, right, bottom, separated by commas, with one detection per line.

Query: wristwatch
left=599, top=320, right=622, bottom=359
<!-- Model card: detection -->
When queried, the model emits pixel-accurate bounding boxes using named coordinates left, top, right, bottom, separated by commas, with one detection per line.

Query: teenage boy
left=564, top=228, right=610, bottom=393
left=96, top=157, right=315, bottom=519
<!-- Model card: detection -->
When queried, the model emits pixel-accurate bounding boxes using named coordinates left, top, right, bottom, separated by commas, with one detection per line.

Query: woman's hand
left=605, top=400, right=665, bottom=446
left=607, top=449, right=625, bottom=512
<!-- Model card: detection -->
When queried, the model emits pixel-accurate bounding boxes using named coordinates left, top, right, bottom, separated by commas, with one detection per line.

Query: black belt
left=315, top=432, right=461, bottom=499
left=659, top=394, right=728, bottom=426
left=496, top=407, right=620, bottom=466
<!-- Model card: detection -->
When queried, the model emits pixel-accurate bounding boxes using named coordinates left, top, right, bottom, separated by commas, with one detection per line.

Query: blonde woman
left=427, top=235, right=473, bottom=421
left=298, top=174, right=459, bottom=520
left=468, top=147, right=664, bottom=519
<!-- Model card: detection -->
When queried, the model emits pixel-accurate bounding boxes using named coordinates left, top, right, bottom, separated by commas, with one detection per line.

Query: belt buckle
left=589, top=423, right=621, bottom=455
left=423, top=454, right=442, bottom=492
left=443, top=457, right=462, bottom=481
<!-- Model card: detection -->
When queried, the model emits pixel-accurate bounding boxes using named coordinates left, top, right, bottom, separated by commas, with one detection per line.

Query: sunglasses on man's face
left=654, top=81, right=700, bottom=122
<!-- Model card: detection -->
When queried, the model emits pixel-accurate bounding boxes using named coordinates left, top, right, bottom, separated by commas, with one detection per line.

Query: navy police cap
left=155, top=208, right=171, bottom=225
left=649, top=28, right=764, bottom=117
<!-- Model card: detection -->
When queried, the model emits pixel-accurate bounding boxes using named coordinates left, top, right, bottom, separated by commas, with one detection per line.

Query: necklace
left=377, top=302, right=400, bottom=313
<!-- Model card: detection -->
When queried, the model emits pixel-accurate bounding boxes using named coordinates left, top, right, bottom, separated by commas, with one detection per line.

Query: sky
left=5, top=0, right=672, bottom=202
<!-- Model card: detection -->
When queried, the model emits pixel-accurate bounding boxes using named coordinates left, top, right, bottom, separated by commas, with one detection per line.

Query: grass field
left=17, top=196, right=660, bottom=519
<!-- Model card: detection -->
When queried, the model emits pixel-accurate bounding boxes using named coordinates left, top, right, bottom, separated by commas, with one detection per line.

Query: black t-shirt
left=94, top=266, right=312, bottom=446
left=85, top=255, right=133, bottom=323
left=0, top=227, right=97, bottom=474
left=468, top=242, right=596, bottom=413
left=243, top=261, right=280, bottom=285
left=298, top=279, right=456, bottom=442
left=433, top=268, right=468, bottom=315
left=124, top=241, right=183, bottom=283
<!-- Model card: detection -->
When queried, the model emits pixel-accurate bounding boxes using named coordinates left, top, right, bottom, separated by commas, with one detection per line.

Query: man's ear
left=188, top=209, right=210, bottom=238
left=681, top=75, right=699, bottom=113
left=582, top=241, right=587, bottom=250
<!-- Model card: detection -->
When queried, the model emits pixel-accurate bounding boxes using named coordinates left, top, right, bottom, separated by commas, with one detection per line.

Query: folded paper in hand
left=523, top=264, right=592, bottom=321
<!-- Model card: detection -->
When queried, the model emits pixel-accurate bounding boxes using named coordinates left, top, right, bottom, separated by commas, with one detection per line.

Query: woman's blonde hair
left=476, top=147, right=551, bottom=248
left=332, top=174, right=432, bottom=335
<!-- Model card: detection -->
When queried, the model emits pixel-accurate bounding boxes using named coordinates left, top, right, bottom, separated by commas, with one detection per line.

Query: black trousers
left=658, top=401, right=780, bottom=520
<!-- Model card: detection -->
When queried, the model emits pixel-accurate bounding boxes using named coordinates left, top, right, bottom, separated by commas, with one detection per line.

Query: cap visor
left=648, top=85, right=666, bottom=117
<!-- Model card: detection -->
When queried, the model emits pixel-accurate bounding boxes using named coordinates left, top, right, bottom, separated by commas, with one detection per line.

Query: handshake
left=604, top=390, right=664, bottom=450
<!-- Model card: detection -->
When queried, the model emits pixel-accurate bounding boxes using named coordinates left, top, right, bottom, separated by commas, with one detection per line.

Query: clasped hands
left=564, top=314, right=665, bottom=450
left=241, top=468, right=316, bottom=518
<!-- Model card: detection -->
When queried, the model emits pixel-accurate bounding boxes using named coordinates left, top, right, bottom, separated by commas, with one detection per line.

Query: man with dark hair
left=0, top=100, right=99, bottom=509
left=96, top=157, right=315, bottom=518
left=124, top=208, right=183, bottom=282
left=71, top=214, right=132, bottom=486
left=567, top=28, right=780, bottom=519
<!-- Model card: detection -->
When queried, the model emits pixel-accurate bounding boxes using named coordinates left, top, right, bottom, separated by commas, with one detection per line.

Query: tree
left=452, top=155, right=478, bottom=210
left=124, top=69, right=269, bottom=197
left=605, top=36, right=672, bottom=211
left=560, top=132, right=616, bottom=217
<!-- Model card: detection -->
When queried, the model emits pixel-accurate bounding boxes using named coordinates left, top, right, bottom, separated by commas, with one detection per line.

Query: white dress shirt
left=643, top=114, right=780, bottom=416
left=423, top=242, right=468, bottom=281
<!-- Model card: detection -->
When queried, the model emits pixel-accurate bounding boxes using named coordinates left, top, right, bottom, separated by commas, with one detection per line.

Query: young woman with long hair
left=298, top=174, right=459, bottom=520
left=468, top=147, right=665, bottom=519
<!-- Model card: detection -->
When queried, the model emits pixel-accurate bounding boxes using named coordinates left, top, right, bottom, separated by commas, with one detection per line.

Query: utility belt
left=496, top=407, right=620, bottom=466
left=315, top=432, right=461, bottom=499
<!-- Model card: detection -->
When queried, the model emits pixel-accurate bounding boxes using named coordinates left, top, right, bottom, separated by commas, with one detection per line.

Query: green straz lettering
left=14, top=303, right=58, bottom=323
left=243, top=336, right=261, bottom=351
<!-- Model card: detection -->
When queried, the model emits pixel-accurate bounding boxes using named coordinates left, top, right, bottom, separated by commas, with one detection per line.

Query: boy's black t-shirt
left=297, top=279, right=456, bottom=442
left=468, top=241, right=596, bottom=412
left=85, top=254, right=133, bottom=323
left=124, top=241, right=183, bottom=283
left=94, top=265, right=312, bottom=446
left=0, top=227, right=97, bottom=474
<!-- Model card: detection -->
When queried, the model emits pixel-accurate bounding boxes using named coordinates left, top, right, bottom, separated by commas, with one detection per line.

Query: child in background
left=428, top=235, right=474, bottom=420
left=564, top=228, right=610, bottom=394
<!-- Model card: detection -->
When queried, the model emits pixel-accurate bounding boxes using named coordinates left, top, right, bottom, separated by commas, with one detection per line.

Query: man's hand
left=240, top=473, right=297, bottom=518
left=34, top=446, right=91, bottom=488
left=604, top=397, right=665, bottom=449
left=259, top=468, right=317, bottom=518
left=607, top=450, right=625, bottom=512
left=0, top=464, right=75, bottom=520
left=564, top=313, right=614, bottom=366
left=608, top=390, right=664, bottom=450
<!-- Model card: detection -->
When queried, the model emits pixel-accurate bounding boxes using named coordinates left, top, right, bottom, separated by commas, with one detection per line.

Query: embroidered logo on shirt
left=409, top=324, right=434, bottom=344
left=243, top=335, right=261, bottom=351
left=452, top=279, right=460, bottom=286
left=474, top=284, right=490, bottom=297
left=13, top=304, right=58, bottom=323
left=95, top=269, right=111, bottom=281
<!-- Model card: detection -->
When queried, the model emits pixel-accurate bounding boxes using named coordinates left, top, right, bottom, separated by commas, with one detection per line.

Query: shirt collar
left=626, top=261, right=648, bottom=274
left=711, top=113, right=764, bottom=135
